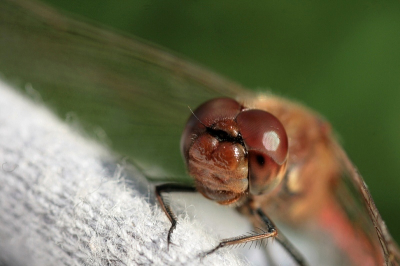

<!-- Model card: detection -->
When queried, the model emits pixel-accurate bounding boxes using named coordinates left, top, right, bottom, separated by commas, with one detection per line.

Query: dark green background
left=41, top=0, right=400, bottom=241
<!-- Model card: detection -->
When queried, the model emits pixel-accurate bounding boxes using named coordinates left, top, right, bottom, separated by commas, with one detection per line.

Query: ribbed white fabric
left=0, top=80, right=247, bottom=266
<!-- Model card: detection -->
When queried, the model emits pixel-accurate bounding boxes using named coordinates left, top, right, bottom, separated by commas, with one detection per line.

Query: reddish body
left=181, top=95, right=399, bottom=265
left=241, top=94, right=382, bottom=265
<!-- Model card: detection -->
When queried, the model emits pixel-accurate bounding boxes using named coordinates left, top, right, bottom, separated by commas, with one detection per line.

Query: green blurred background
left=40, top=0, right=400, bottom=241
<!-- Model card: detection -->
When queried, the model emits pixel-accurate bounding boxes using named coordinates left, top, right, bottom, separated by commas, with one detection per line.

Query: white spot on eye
left=262, top=131, right=280, bottom=151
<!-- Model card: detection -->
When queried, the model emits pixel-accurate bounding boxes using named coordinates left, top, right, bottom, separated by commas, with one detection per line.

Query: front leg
left=155, top=183, right=197, bottom=248
left=256, top=208, right=308, bottom=266
left=200, top=207, right=308, bottom=266
left=200, top=225, right=277, bottom=257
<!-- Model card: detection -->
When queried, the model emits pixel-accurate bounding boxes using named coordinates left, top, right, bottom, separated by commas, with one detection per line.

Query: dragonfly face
left=181, top=97, right=288, bottom=205
left=0, top=0, right=399, bottom=265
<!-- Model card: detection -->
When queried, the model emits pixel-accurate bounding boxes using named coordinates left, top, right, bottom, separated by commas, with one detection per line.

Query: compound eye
left=236, top=109, right=288, bottom=165
left=187, top=97, right=241, bottom=127
left=247, top=150, right=286, bottom=194
left=236, top=109, right=288, bottom=194
left=248, top=152, right=271, bottom=181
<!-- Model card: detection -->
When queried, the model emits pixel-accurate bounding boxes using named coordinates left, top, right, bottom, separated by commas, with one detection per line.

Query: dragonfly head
left=181, top=98, right=288, bottom=205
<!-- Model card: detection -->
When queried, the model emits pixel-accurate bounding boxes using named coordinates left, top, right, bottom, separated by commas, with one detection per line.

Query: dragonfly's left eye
left=236, top=109, right=288, bottom=195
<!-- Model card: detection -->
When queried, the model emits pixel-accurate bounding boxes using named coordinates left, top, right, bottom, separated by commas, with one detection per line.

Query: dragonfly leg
left=199, top=216, right=278, bottom=257
left=155, top=183, right=196, bottom=248
left=256, top=208, right=308, bottom=266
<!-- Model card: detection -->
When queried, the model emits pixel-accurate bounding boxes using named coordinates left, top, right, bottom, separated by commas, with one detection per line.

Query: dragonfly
left=0, top=0, right=399, bottom=265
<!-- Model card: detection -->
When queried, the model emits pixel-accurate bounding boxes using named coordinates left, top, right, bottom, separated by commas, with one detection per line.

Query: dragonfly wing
left=332, top=141, right=400, bottom=266
left=0, top=0, right=247, bottom=182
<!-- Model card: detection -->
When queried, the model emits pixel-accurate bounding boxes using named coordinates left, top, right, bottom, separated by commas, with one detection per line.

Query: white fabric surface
left=0, top=80, right=247, bottom=266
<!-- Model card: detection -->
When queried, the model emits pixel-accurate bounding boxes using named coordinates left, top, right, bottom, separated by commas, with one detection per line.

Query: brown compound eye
left=236, top=109, right=288, bottom=195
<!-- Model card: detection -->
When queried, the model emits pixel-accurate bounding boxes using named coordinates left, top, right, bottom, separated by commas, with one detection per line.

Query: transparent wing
left=0, top=0, right=248, bottom=182
left=331, top=141, right=400, bottom=265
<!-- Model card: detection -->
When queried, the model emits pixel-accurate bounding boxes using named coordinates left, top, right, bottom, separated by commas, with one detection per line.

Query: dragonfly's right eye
left=255, top=154, right=265, bottom=166
left=247, top=150, right=287, bottom=195
left=236, top=109, right=288, bottom=195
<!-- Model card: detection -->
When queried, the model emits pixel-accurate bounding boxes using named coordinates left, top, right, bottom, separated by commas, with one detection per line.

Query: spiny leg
left=155, top=183, right=196, bottom=248
left=200, top=207, right=308, bottom=266
left=199, top=213, right=278, bottom=257
left=256, top=208, right=308, bottom=266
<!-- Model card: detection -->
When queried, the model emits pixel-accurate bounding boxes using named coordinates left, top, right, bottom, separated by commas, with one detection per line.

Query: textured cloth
left=0, top=80, right=247, bottom=266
